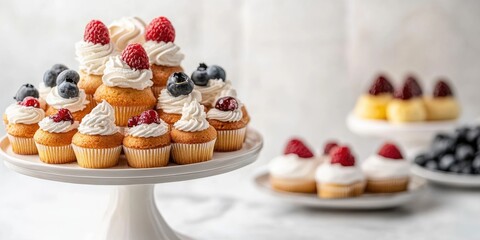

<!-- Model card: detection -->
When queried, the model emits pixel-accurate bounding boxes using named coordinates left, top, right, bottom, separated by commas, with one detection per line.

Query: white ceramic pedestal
left=347, top=114, right=458, bottom=158
left=0, top=129, right=263, bottom=240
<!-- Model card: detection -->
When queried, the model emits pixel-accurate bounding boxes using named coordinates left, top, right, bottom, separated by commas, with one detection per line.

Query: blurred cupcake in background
left=6, top=97, right=45, bottom=155
left=108, top=16, right=146, bottom=52
left=144, top=16, right=184, bottom=97
left=386, top=76, right=427, bottom=123
left=76, top=19, right=116, bottom=109
left=354, top=74, right=394, bottom=120
left=34, top=108, right=78, bottom=164
left=424, top=79, right=460, bottom=121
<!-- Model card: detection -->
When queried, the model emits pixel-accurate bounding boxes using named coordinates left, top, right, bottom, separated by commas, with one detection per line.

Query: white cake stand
left=346, top=113, right=458, bottom=158
left=0, top=129, right=263, bottom=240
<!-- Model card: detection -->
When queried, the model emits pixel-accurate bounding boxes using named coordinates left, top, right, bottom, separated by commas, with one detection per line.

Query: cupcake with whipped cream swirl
left=109, top=16, right=146, bottom=52
left=72, top=100, right=124, bottom=168
left=156, top=72, right=201, bottom=126
left=191, top=63, right=232, bottom=108
left=94, top=43, right=157, bottom=127
left=215, top=87, right=250, bottom=125
left=34, top=108, right=79, bottom=164
left=76, top=20, right=116, bottom=110
left=6, top=97, right=45, bottom=155
left=170, top=99, right=217, bottom=165
left=207, top=96, right=247, bottom=152
left=45, top=70, right=93, bottom=122
left=123, top=110, right=171, bottom=168
left=144, top=16, right=185, bottom=98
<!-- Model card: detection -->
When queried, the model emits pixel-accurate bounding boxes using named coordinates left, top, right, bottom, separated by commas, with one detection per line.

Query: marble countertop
left=0, top=162, right=478, bottom=240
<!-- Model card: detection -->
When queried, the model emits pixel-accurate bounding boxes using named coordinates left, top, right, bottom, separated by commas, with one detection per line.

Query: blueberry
left=13, top=84, right=39, bottom=101
left=166, top=72, right=194, bottom=97
left=56, top=70, right=80, bottom=86
left=453, top=127, right=469, bottom=144
left=431, top=137, right=455, bottom=156
left=206, top=65, right=226, bottom=81
left=455, top=144, right=474, bottom=161
left=43, top=69, right=58, bottom=87
left=472, top=155, right=480, bottom=171
left=51, top=64, right=68, bottom=76
left=425, top=160, right=439, bottom=171
left=414, top=154, right=429, bottom=166
left=466, top=127, right=480, bottom=144
left=58, top=82, right=79, bottom=99
left=439, top=154, right=456, bottom=171
left=191, top=63, right=210, bottom=86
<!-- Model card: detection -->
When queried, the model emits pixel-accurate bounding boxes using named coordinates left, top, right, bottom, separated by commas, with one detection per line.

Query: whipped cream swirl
left=38, top=82, right=52, bottom=99
left=78, top=101, right=118, bottom=136
left=143, top=41, right=184, bottom=66
left=269, top=154, right=319, bottom=180
left=127, top=121, right=168, bottom=138
left=195, top=79, right=231, bottom=106
left=207, top=106, right=243, bottom=122
left=75, top=41, right=115, bottom=75
left=39, top=117, right=79, bottom=133
left=46, top=87, right=90, bottom=113
left=173, top=100, right=209, bottom=132
left=108, top=16, right=146, bottom=52
left=7, top=105, right=45, bottom=124
left=102, top=55, right=153, bottom=90
left=315, top=163, right=365, bottom=184
left=157, top=89, right=202, bottom=114
left=362, top=155, right=410, bottom=179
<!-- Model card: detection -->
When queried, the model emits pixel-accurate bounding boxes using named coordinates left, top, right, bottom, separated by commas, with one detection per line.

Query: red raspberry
left=378, top=142, right=403, bottom=160
left=145, top=16, right=175, bottom=43
left=433, top=79, right=453, bottom=97
left=323, top=141, right=338, bottom=155
left=51, top=108, right=74, bottom=123
left=127, top=116, right=140, bottom=128
left=121, top=43, right=150, bottom=70
left=368, top=74, right=394, bottom=95
left=394, top=82, right=415, bottom=100
left=215, top=97, right=239, bottom=111
left=284, top=138, right=314, bottom=159
left=330, top=146, right=355, bottom=166
left=83, top=20, right=110, bottom=45
left=20, top=97, right=40, bottom=108
left=138, top=110, right=160, bottom=125
left=404, top=75, right=423, bottom=97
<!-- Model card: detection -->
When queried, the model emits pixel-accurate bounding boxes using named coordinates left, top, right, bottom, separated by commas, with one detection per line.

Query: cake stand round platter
left=253, top=168, right=427, bottom=210
left=346, top=113, right=458, bottom=159
left=411, top=164, right=480, bottom=188
left=0, top=128, right=264, bottom=240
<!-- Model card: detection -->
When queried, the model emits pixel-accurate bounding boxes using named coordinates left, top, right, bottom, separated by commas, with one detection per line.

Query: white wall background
left=0, top=0, right=480, bottom=239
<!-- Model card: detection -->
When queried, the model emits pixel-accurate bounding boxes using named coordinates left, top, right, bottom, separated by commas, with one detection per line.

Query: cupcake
left=424, top=79, right=460, bottom=121
left=207, top=96, right=247, bottom=151
left=362, top=142, right=410, bottom=193
left=354, top=74, right=394, bottom=120
left=6, top=97, right=45, bottom=155
left=386, top=77, right=426, bottom=123
left=94, top=43, right=156, bottom=127
left=76, top=20, right=116, bottom=110
left=72, top=100, right=124, bottom=168
left=123, top=110, right=171, bottom=168
left=34, top=109, right=78, bottom=164
left=215, top=88, right=250, bottom=125
left=191, top=63, right=232, bottom=108
left=315, top=146, right=365, bottom=198
left=144, top=16, right=184, bottom=98
left=40, top=64, right=69, bottom=110
left=268, top=139, right=319, bottom=193
left=170, top=99, right=217, bottom=165
left=319, top=141, right=338, bottom=164
left=156, top=72, right=201, bottom=126
left=108, top=16, right=146, bottom=52
left=46, top=70, right=93, bottom=122
left=4, top=84, right=41, bottom=126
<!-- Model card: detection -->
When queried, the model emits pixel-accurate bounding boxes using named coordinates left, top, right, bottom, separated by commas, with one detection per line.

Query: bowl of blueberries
left=412, top=126, right=480, bottom=187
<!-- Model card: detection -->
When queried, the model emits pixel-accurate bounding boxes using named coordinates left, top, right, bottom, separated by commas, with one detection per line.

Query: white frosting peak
left=78, top=101, right=118, bottom=136
left=268, top=154, right=319, bottom=180
left=108, top=16, right=146, bottom=52
left=46, top=87, right=90, bottom=113
left=173, top=100, right=210, bottom=132
left=39, top=117, right=79, bottom=133
left=126, top=121, right=168, bottom=138
left=361, top=155, right=410, bottom=179
left=315, top=163, right=365, bottom=184
left=195, top=79, right=231, bottom=107
left=75, top=41, right=116, bottom=75
left=7, top=105, right=45, bottom=124
left=102, top=55, right=153, bottom=90
left=156, top=89, right=202, bottom=114
left=143, top=41, right=184, bottom=66
left=207, top=106, right=243, bottom=122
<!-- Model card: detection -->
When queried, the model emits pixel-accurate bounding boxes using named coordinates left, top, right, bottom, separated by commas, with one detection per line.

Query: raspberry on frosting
left=368, top=74, right=394, bottom=95
left=405, top=75, right=423, bottom=97
left=378, top=142, right=403, bottom=160
left=20, top=97, right=40, bottom=108
left=323, top=141, right=338, bottom=155
left=330, top=146, right=355, bottom=166
left=284, top=138, right=314, bottom=159
left=433, top=79, right=453, bottom=98
left=145, top=16, right=175, bottom=43
left=84, top=20, right=110, bottom=45
left=121, top=43, right=150, bottom=70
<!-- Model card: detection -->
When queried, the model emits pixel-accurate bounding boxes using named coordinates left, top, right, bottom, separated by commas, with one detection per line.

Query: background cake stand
left=0, top=129, right=263, bottom=240
left=346, top=113, right=458, bottom=159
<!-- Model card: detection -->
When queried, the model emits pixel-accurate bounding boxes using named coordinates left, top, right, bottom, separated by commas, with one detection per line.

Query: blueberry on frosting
left=191, top=63, right=209, bottom=86
left=43, top=69, right=58, bottom=88
left=13, top=84, right=39, bottom=102
left=58, top=81, right=79, bottom=99
left=166, top=72, right=194, bottom=97
left=206, top=65, right=226, bottom=82
left=51, top=64, right=69, bottom=76
left=56, top=70, right=80, bottom=86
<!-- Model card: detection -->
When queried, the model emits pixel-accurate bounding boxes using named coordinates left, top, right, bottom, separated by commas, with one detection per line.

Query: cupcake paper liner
left=214, top=127, right=246, bottom=152
left=8, top=135, right=38, bottom=155
left=123, top=145, right=171, bottom=168
left=110, top=105, right=154, bottom=127
left=72, top=144, right=122, bottom=169
left=270, top=176, right=316, bottom=193
left=171, top=139, right=216, bottom=165
left=317, top=181, right=366, bottom=199
left=35, top=143, right=76, bottom=164
left=365, top=177, right=409, bottom=193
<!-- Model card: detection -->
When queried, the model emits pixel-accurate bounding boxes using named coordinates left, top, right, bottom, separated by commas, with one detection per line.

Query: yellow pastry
left=387, top=80, right=426, bottom=123
left=424, top=80, right=460, bottom=121
left=354, top=75, right=394, bottom=120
